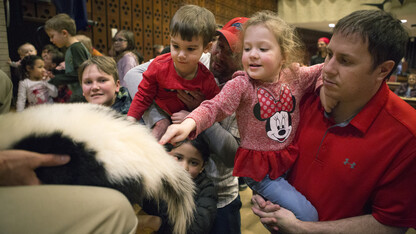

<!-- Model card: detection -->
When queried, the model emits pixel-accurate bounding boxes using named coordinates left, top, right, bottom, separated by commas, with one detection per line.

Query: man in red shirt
left=252, top=10, right=416, bottom=233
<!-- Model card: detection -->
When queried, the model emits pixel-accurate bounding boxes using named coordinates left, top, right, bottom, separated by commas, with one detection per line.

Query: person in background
left=112, top=30, right=142, bottom=85
left=8, top=43, right=38, bottom=68
left=310, top=37, right=329, bottom=65
left=126, top=5, right=220, bottom=126
left=45, top=13, right=91, bottom=102
left=394, top=73, right=416, bottom=97
left=16, top=55, right=58, bottom=112
left=75, top=34, right=104, bottom=57
left=141, top=136, right=217, bottom=234
left=251, top=9, right=415, bottom=233
left=78, top=56, right=132, bottom=114
left=0, top=69, right=13, bottom=114
left=153, top=44, right=164, bottom=58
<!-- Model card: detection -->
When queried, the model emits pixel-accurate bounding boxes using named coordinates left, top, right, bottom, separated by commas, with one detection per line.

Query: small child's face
left=28, top=59, right=46, bottom=81
left=242, top=24, right=284, bottom=83
left=46, top=29, right=66, bottom=48
left=81, top=64, right=120, bottom=107
left=169, top=142, right=204, bottom=179
left=19, top=44, right=37, bottom=59
left=170, top=35, right=209, bottom=80
left=408, top=74, right=416, bottom=85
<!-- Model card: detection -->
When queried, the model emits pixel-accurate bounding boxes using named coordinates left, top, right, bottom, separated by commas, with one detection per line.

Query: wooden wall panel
left=132, top=0, right=144, bottom=53
left=91, top=0, right=108, bottom=53
left=18, top=0, right=278, bottom=62
left=120, top=0, right=133, bottom=31
left=143, top=0, right=153, bottom=60
left=152, top=0, right=163, bottom=47
left=162, top=0, right=171, bottom=47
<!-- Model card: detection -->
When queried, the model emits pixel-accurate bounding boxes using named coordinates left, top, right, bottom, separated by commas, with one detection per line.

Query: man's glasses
left=112, top=38, right=127, bottom=43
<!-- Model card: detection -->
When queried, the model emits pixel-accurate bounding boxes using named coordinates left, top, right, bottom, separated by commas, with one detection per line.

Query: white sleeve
left=16, top=80, right=27, bottom=112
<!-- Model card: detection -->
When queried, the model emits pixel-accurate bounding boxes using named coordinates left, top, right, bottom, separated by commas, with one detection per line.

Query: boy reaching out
left=127, top=5, right=220, bottom=123
left=45, top=13, right=91, bottom=102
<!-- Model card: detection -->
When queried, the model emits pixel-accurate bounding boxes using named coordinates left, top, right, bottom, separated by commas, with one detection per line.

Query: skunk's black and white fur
left=0, top=103, right=195, bottom=234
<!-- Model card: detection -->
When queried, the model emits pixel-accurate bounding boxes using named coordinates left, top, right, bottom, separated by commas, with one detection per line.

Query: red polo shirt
left=290, top=83, right=416, bottom=228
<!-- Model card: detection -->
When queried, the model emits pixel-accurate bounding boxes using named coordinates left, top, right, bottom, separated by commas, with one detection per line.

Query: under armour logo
left=343, top=158, right=356, bottom=169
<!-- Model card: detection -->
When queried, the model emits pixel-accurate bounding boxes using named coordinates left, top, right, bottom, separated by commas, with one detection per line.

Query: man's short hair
left=169, top=5, right=216, bottom=47
left=45, top=13, right=77, bottom=36
left=334, top=10, right=408, bottom=77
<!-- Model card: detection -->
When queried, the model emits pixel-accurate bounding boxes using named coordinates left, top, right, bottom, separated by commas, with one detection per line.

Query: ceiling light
left=401, top=19, right=407, bottom=23
left=329, top=23, right=335, bottom=28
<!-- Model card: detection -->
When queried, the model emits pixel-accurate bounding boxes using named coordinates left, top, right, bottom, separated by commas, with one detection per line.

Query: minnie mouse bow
left=257, top=85, right=294, bottom=119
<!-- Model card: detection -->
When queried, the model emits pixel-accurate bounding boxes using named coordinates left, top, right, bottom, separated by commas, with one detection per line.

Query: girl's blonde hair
left=241, top=10, right=305, bottom=70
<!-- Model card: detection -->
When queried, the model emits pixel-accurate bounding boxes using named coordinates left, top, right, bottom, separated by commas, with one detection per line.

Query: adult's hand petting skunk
left=0, top=103, right=196, bottom=234
left=0, top=150, right=70, bottom=185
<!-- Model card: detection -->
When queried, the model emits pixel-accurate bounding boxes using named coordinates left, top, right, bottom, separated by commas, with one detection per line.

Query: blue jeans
left=245, top=175, right=318, bottom=221
left=209, top=195, right=242, bottom=234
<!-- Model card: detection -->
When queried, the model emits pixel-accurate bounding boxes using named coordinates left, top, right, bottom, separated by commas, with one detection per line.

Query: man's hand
left=171, top=110, right=190, bottom=124
left=126, top=116, right=137, bottom=122
left=159, top=118, right=196, bottom=145
left=151, top=118, right=171, bottom=141
left=0, top=150, right=70, bottom=186
left=320, top=86, right=338, bottom=113
left=177, top=90, right=205, bottom=111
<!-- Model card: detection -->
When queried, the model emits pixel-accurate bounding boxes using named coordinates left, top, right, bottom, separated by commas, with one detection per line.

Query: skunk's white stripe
left=0, top=103, right=195, bottom=234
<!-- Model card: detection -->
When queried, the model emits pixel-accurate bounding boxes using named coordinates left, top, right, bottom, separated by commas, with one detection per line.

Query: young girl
left=112, top=30, right=141, bottom=85
left=141, top=136, right=217, bottom=233
left=16, top=55, right=58, bottom=112
left=160, top=11, right=333, bottom=221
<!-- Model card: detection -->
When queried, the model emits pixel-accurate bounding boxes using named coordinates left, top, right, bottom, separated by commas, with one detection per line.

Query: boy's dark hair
left=78, top=56, right=119, bottom=84
left=49, top=49, right=64, bottom=65
left=165, top=135, right=210, bottom=163
left=45, top=13, right=77, bottom=36
left=19, top=55, right=42, bottom=80
left=334, top=10, right=408, bottom=78
left=170, top=5, right=216, bottom=47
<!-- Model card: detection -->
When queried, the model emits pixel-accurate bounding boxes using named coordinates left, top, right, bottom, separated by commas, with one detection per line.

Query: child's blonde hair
left=170, top=5, right=216, bottom=47
left=45, top=13, right=77, bottom=36
left=242, top=10, right=304, bottom=70
left=78, top=56, right=119, bottom=84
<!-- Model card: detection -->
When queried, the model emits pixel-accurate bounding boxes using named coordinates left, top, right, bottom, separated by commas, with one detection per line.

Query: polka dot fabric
left=257, top=85, right=294, bottom=119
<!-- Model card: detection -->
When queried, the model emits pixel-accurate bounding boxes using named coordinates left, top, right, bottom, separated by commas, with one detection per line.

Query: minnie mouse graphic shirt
left=187, top=63, right=323, bottom=181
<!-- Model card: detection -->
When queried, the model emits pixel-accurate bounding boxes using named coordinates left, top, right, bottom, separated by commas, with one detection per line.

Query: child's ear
left=61, top=29, right=69, bottom=37
left=115, top=80, right=120, bottom=92
left=203, top=41, right=213, bottom=53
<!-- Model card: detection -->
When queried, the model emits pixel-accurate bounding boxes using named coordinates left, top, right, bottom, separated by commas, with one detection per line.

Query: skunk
left=0, top=103, right=195, bottom=234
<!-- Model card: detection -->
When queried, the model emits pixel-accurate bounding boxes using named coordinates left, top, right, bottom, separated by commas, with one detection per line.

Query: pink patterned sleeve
left=297, top=63, right=324, bottom=94
left=187, top=73, right=249, bottom=137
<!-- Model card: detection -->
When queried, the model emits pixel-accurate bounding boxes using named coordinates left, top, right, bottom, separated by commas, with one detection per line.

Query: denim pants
left=245, top=175, right=318, bottom=221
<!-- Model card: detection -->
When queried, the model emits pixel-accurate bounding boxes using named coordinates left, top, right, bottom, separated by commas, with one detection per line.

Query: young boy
left=8, top=43, right=37, bottom=68
left=127, top=5, right=220, bottom=123
left=44, top=13, right=91, bottom=102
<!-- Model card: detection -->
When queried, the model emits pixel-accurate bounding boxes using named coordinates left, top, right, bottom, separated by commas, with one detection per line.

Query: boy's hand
left=171, top=110, right=190, bottom=124
left=159, top=118, right=196, bottom=145
left=126, top=116, right=137, bottom=122
left=177, top=90, right=204, bottom=111
left=151, top=118, right=171, bottom=141
left=319, top=87, right=338, bottom=113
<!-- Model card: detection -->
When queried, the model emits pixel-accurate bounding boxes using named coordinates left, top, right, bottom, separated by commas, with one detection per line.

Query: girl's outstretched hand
left=159, top=118, right=197, bottom=145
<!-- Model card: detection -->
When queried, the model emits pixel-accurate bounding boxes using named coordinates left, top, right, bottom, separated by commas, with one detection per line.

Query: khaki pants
left=0, top=185, right=138, bottom=234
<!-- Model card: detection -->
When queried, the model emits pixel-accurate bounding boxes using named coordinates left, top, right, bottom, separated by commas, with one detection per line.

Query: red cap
left=217, top=17, right=249, bottom=52
left=318, top=37, right=330, bottom=45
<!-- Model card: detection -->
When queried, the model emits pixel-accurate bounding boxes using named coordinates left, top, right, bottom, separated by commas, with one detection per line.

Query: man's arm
left=251, top=194, right=407, bottom=234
